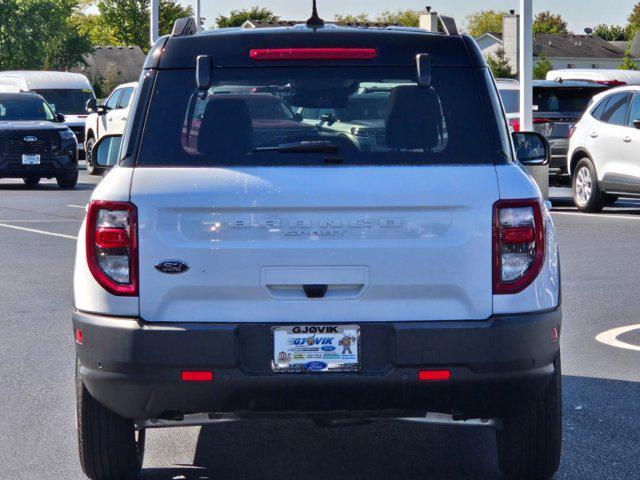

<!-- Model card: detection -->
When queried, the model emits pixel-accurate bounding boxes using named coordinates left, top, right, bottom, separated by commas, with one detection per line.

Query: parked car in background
left=495, top=78, right=520, bottom=130
left=568, top=86, right=640, bottom=211
left=0, top=92, right=78, bottom=188
left=75, top=19, right=561, bottom=480
left=84, top=82, right=137, bottom=175
left=547, top=69, right=640, bottom=87
left=0, top=71, right=96, bottom=159
left=506, top=80, right=608, bottom=184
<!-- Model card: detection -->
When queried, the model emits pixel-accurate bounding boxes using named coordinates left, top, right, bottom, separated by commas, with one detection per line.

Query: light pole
left=195, top=0, right=202, bottom=33
left=150, top=0, right=159, bottom=45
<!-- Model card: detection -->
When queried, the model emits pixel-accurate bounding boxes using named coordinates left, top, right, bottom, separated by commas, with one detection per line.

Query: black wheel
left=603, top=193, right=619, bottom=206
left=86, top=137, right=104, bottom=176
left=23, top=175, right=41, bottom=187
left=57, top=163, right=79, bottom=189
left=77, top=361, right=145, bottom=480
left=497, top=357, right=562, bottom=480
left=572, top=158, right=604, bottom=212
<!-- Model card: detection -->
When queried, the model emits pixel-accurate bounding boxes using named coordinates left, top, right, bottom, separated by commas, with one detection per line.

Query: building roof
left=533, top=34, right=628, bottom=59
left=476, top=32, right=503, bottom=42
left=73, top=46, right=146, bottom=84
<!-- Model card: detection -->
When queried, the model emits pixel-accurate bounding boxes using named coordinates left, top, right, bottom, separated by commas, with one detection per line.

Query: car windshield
left=499, top=89, right=519, bottom=114
left=533, top=87, right=607, bottom=113
left=138, top=66, right=493, bottom=166
left=33, top=89, right=94, bottom=115
left=0, top=94, right=56, bottom=121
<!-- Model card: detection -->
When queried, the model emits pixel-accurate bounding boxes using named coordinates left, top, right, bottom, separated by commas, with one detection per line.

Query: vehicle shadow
left=140, top=375, right=640, bottom=480
left=0, top=182, right=96, bottom=191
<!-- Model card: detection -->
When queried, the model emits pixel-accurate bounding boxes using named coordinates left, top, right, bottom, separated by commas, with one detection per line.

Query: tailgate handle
left=303, top=284, right=328, bottom=299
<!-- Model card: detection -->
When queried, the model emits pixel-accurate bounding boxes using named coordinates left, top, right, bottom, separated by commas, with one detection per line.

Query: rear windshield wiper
left=254, top=140, right=341, bottom=154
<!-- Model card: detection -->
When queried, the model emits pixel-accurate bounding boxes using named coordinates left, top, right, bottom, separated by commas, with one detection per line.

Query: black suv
left=0, top=92, right=78, bottom=188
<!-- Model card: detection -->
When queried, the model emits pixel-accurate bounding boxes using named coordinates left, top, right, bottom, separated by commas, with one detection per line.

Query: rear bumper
left=74, top=309, right=561, bottom=420
left=0, top=152, right=77, bottom=178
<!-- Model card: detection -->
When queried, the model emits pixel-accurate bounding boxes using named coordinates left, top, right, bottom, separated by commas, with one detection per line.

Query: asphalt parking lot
left=1, top=172, right=639, bottom=480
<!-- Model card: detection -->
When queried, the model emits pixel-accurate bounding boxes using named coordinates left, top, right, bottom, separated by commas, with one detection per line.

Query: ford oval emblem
left=304, top=361, right=328, bottom=372
left=24, top=136, right=38, bottom=142
left=155, top=260, right=190, bottom=274
left=321, top=345, right=336, bottom=352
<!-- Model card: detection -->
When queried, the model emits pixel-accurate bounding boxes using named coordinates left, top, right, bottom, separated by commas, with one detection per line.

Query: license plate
left=272, top=325, right=360, bottom=373
left=22, top=154, right=40, bottom=165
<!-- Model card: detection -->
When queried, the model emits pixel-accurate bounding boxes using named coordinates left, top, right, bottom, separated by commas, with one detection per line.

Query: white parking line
left=596, top=324, right=640, bottom=352
left=0, top=223, right=77, bottom=240
left=552, top=211, right=640, bottom=221
left=66, top=204, right=87, bottom=210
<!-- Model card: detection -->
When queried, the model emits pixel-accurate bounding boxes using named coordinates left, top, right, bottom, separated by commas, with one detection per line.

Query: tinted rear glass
left=33, top=89, right=94, bottom=115
left=533, top=87, right=606, bottom=113
left=0, top=94, right=55, bottom=121
left=499, top=89, right=519, bottom=114
left=137, top=67, right=494, bottom=166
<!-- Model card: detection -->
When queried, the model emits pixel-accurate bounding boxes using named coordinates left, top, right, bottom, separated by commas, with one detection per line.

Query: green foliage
left=334, top=13, right=371, bottom=24
left=593, top=24, right=629, bottom=41
left=215, top=6, right=275, bottom=28
left=533, top=52, right=554, bottom=80
left=0, top=0, right=93, bottom=70
left=486, top=48, right=513, bottom=78
left=375, top=10, right=419, bottom=27
left=466, top=10, right=508, bottom=37
left=97, top=0, right=193, bottom=51
left=533, top=11, right=569, bottom=35
left=627, top=2, right=640, bottom=38
left=619, top=44, right=639, bottom=70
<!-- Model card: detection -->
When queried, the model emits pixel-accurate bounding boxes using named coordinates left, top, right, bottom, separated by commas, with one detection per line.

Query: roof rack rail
left=172, top=17, right=197, bottom=37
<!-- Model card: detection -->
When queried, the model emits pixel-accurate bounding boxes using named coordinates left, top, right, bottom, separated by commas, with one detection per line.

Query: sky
left=184, top=0, right=638, bottom=32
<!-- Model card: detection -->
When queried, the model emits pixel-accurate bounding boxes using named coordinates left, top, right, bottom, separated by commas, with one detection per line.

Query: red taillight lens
left=596, top=80, right=627, bottom=87
left=86, top=201, right=138, bottom=296
left=250, top=48, right=378, bottom=61
left=493, top=199, right=545, bottom=295
left=533, top=118, right=553, bottom=124
left=569, top=125, right=577, bottom=138
left=181, top=371, right=213, bottom=382
left=418, top=370, right=451, bottom=381
left=75, top=329, right=83, bottom=345
left=508, top=118, right=520, bottom=132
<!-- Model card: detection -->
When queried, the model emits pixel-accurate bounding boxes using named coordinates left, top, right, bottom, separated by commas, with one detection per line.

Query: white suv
left=84, top=82, right=137, bottom=175
left=568, top=86, right=640, bottom=211
left=74, top=19, right=562, bottom=480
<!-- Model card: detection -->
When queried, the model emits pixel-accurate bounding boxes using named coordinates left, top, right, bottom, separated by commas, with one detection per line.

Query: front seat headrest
left=385, top=85, right=442, bottom=150
left=197, top=97, right=253, bottom=161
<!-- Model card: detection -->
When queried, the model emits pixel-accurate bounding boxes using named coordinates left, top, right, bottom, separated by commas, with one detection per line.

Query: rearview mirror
left=86, top=98, right=97, bottom=113
left=196, top=55, right=213, bottom=91
left=634, top=119, right=640, bottom=130
left=92, top=134, right=122, bottom=168
left=416, top=54, right=432, bottom=88
left=55, top=113, right=65, bottom=123
left=512, top=132, right=550, bottom=166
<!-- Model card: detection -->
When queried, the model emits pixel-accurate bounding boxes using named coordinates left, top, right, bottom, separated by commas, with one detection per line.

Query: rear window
left=498, top=89, right=519, bottom=114
left=137, top=67, right=494, bottom=166
left=533, top=87, right=606, bottom=113
left=33, top=89, right=94, bottom=115
left=0, top=94, right=55, bottom=121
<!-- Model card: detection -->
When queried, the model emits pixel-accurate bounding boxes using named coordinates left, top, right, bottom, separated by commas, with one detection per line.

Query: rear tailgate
left=132, top=166, right=499, bottom=324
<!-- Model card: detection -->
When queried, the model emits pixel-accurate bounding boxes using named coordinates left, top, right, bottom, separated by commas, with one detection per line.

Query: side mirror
left=196, top=55, right=213, bottom=91
left=634, top=119, right=640, bottom=130
left=512, top=131, right=550, bottom=166
left=55, top=113, right=65, bottom=123
left=86, top=98, right=97, bottom=113
left=92, top=134, right=122, bottom=168
left=416, top=53, right=432, bottom=88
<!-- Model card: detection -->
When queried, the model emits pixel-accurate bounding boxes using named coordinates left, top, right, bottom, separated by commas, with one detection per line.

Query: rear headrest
left=197, top=97, right=253, bottom=161
left=385, top=85, right=442, bottom=150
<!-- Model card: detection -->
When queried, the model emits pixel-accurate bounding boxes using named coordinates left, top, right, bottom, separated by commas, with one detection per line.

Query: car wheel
left=496, top=356, right=562, bottom=480
left=85, top=138, right=104, bottom=176
left=77, top=360, right=145, bottom=480
left=57, top=163, right=79, bottom=190
left=23, top=175, right=41, bottom=187
left=573, top=158, right=604, bottom=212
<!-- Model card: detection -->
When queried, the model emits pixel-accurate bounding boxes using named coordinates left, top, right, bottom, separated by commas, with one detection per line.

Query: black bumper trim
left=74, top=309, right=561, bottom=420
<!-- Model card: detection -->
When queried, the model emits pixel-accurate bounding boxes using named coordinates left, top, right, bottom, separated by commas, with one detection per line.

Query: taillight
left=569, top=125, right=577, bottom=138
left=533, top=118, right=553, bottom=124
left=493, top=199, right=545, bottom=294
left=596, top=80, right=627, bottom=87
left=250, top=48, right=378, bottom=61
left=508, top=118, right=520, bottom=132
left=86, top=201, right=138, bottom=296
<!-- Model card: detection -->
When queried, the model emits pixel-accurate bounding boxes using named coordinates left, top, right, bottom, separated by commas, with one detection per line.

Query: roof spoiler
left=172, top=17, right=197, bottom=37
left=438, top=16, right=459, bottom=35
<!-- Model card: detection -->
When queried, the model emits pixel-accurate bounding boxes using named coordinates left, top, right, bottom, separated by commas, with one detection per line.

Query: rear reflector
left=250, top=48, right=378, bottom=61
left=418, top=370, right=451, bottom=381
left=75, top=329, right=83, bottom=345
left=95, top=227, right=130, bottom=249
left=181, top=371, right=213, bottom=382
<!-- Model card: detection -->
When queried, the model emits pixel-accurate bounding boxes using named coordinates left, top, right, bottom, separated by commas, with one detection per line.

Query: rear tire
left=57, top=163, right=78, bottom=189
left=77, top=361, right=145, bottom=480
left=496, top=357, right=562, bottom=480
left=572, top=158, right=604, bottom=212
left=86, top=137, right=104, bottom=176
left=23, top=175, right=41, bottom=187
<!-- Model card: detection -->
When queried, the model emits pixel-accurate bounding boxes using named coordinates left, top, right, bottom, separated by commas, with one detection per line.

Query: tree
left=376, top=9, right=419, bottom=27
left=486, top=48, right=513, bottom=78
left=533, top=52, right=554, bottom=80
left=620, top=44, right=639, bottom=70
left=215, top=6, right=275, bottom=28
left=533, top=11, right=569, bottom=35
left=334, top=13, right=371, bottom=24
left=98, top=0, right=193, bottom=51
left=593, top=24, right=629, bottom=41
left=626, top=2, right=640, bottom=39
left=466, top=10, right=508, bottom=37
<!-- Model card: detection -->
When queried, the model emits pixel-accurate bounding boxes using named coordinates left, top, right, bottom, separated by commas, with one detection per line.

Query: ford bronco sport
left=74, top=11, right=561, bottom=480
